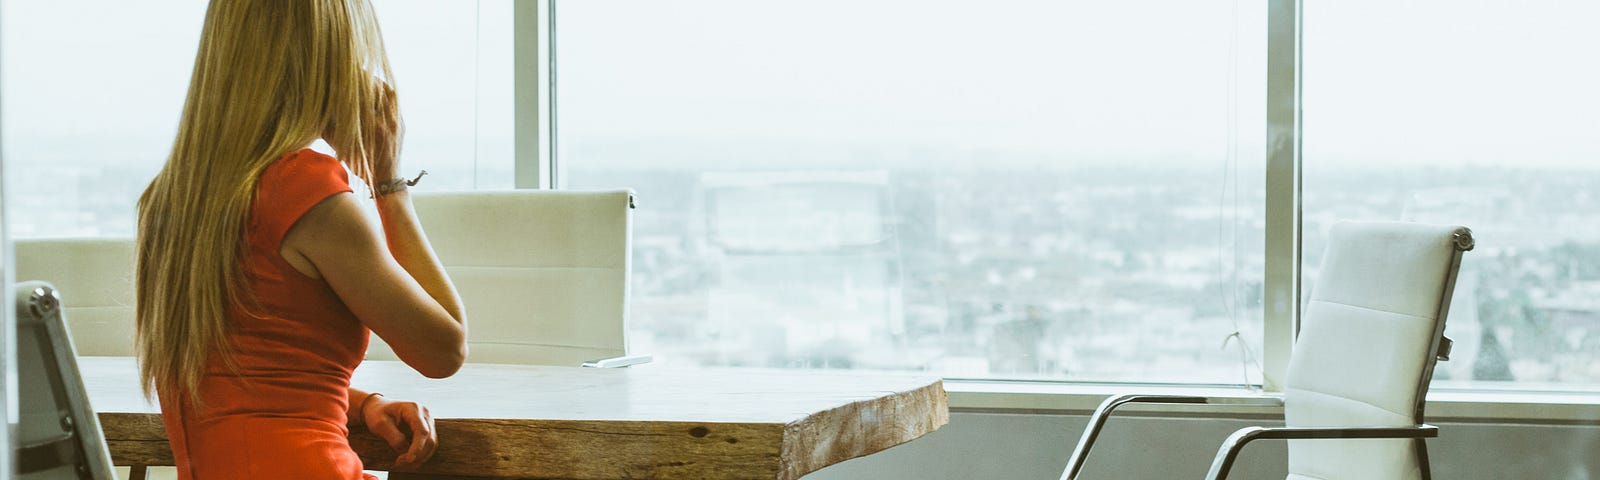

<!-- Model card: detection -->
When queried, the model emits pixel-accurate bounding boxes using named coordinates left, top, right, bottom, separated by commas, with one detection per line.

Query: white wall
left=807, top=411, right=1600, bottom=479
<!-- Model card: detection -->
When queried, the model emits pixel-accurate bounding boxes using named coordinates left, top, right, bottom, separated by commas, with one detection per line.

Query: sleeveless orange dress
left=159, top=149, right=377, bottom=479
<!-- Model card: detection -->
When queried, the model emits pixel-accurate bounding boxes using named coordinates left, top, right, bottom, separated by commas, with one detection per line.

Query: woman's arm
left=284, top=191, right=467, bottom=377
left=373, top=190, right=466, bottom=329
left=288, top=77, right=466, bottom=377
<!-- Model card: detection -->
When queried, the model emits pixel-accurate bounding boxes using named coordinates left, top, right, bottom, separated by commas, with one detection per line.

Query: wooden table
left=80, top=357, right=948, bottom=479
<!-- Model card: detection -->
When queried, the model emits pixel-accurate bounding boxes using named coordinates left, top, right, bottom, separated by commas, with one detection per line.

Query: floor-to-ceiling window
left=558, top=0, right=1270, bottom=384
left=3, top=0, right=1596, bottom=397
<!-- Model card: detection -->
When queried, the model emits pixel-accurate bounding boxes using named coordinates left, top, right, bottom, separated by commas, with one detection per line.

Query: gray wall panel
left=806, top=412, right=1599, bottom=479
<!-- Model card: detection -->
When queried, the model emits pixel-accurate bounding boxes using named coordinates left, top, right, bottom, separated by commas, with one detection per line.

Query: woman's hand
left=361, top=79, right=404, bottom=182
left=362, top=394, right=438, bottom=470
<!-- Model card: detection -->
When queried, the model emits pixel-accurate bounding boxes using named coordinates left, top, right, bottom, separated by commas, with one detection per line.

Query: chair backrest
left=13, top=238, right=137, bottom=356
left=15, top=281, right=118, bottom=479
left=366, top=190, right=635, bottom=366
left=1284, top=221, right=1472, bottom=480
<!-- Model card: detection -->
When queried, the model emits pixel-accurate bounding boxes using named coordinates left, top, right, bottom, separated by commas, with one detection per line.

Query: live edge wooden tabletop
left=78, top=356, right=949, bottom=480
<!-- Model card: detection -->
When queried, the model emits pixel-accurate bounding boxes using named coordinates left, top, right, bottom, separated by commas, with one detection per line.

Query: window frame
left=513, top=0, right=555, bottom=190
left=521, top=0, right=1600, bottom=423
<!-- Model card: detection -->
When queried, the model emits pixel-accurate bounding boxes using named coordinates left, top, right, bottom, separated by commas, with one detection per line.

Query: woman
left=134, top=1, right=468, bottom=478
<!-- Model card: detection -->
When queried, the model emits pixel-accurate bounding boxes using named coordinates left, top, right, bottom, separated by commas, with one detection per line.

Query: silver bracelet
left=374, top=170, right=427, bottom=197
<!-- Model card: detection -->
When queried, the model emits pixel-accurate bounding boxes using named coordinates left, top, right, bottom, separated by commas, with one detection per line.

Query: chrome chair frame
left=1060, top=228, right=1473, bottom=480
left=16, top=281, right=117, bottom=479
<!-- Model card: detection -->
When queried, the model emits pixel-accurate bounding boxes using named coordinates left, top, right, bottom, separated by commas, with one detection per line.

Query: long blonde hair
left=136, top=0, right=393, bottom=402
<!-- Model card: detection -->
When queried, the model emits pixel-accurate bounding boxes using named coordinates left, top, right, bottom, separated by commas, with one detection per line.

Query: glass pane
left=0, top=0, right=512, bottom=239
left=560, top=0, right=1268, bottom=383
left=382, top=0, right=515, bottom=191
left=1303, top=0, right=1600, bottom=389
left=0, top=1, right=203, bottom=238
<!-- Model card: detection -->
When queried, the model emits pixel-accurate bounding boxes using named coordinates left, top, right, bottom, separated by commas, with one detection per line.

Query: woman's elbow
left=420, top=359, right=462, bottom=379
left=422, top=333, right=468, bottom=378
left=417, top=353, right=463, bottom=378
left=407, top=325, right=465, bottom=378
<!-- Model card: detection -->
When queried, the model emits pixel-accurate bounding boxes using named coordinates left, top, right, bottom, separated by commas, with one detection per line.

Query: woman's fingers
left=364, top=398, right=438, bottom=469
left=376, top=80, right=400, bottom=127
left=398, top=404, right=438, bottom=468
left=360, top=76, right=404, bottom=181
left=366, top=410, right=409, bottom=452
left=380, top=402, right=437, bottom=469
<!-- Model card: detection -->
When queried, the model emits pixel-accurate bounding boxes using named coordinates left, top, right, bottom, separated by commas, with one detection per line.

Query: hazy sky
left=1301, top=0, right=1600, bottom=168
left=557, top=0, right=1597, bottom=168
left=2, top=0, right=1595, bottom=172
left=0, top=0, right=504, bottom=172
left=558, top=0, right=1267, bottom=166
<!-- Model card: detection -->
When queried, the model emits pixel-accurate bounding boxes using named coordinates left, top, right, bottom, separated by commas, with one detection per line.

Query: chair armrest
left=1060, top=394, right=1282, bottom=480
left=19, top=433, right=77, bottom=475
left=1204, top=424, right=1439, bottom=480
left=580, top=354, right=653, bottom=368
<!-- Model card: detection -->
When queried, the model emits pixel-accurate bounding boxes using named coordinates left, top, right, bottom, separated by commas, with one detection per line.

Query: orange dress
left=159, top=149, right=377, bottom=479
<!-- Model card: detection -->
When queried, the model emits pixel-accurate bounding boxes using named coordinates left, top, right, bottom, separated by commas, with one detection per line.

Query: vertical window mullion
left=513, top=0, right=555, bottom=190
left=1262, top=0, right=1303, bottom=393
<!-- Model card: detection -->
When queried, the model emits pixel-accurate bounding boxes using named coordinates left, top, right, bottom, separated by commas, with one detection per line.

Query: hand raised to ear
left=359, top=79, right=404, bottom=183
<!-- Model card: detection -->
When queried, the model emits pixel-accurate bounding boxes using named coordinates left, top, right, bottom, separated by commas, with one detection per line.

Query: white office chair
left=365, top=190, right=647, bottom=368
left=16, top=281, right=119, bottom=479
left=13, top=239, right=137, bottom=356
left=1061, top=221, right=1474, bottom=480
